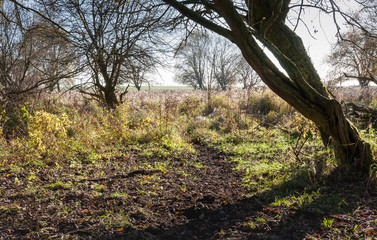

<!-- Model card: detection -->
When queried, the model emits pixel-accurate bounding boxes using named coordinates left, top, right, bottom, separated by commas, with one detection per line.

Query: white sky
left=153, top=2, right=359, bottom=86
left=295, top=8, right=339, bottom=79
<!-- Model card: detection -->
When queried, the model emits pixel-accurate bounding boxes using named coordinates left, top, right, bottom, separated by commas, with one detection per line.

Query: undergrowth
left=1, top=89, right=377, bottom=239
left=1, top=89, right=376, bottom=178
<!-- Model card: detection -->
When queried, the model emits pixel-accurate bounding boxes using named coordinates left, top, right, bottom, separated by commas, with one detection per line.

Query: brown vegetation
left=0, top=88, right=377, bottom=239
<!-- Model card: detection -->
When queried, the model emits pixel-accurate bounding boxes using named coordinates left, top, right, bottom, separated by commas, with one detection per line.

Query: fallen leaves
left=1, top=144, right=377, bottom=240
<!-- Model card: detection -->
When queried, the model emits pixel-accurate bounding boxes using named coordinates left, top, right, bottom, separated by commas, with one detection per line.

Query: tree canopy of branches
left=175, top=33, right=210, bottom=90
left=238, top=57, right=261, bottom=89
left=41, top=0, right=170, bottom=108
left=212, top=36, right=240, bottom=90
left=0, top=2, right=77, bottom=103
left=4, top=0, right=171, bottom=108
left=126, top=59, right=156, bottom=91
left=327, top=27, right=376, bottom=87
left=163, top=0, right=376, bottom=174
left=175, top=32, right=256, bottom=90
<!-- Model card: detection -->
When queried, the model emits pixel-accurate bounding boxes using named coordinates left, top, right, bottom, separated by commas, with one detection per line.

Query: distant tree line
left=174, top=32, right=260, bottom=90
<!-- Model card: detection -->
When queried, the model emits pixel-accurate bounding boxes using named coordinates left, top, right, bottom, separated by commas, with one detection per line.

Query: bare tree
left=174, top=32, right=210, bottom=90
left=163, top=0, right=376, bottom=174
left=175, top=32, right=241, bottom=90
left=125, top=60, right=156, bottom=91
left=237, top=57, right=261, bottom=89
left=24, top=19, right=78, bottom=92
left=0, top=2, right=77, bottom=103
left=327, top=28, right=376, bottom=87
left=28, top=0, right=169, bottom=108
left=212, top=36, right=239, bottom=90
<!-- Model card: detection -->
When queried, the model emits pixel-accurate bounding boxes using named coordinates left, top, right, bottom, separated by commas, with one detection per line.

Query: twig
left=81, top=169, right=162, bottom=182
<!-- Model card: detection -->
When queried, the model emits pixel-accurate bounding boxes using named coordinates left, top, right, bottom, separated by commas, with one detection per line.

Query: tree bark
left=104, top=86, right=119, bottom=109
left=212, top=0, right=373, bottom=174
left=163, top=0, right=373, bottom=174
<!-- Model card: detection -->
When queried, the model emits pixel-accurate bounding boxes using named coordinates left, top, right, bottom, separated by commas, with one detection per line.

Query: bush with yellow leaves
left=27, top=111, right=70, bottom=161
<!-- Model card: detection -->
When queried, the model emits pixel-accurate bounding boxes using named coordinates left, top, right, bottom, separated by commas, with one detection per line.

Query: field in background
left=128, top=86, right=195, bottom=91
left=1, top=88, right=377, bottom=239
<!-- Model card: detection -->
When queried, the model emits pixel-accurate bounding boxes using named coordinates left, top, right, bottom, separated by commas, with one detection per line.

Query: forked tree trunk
left=319, top=99, right=372, bottom=173
left=104, top=87, right=119, bottom=109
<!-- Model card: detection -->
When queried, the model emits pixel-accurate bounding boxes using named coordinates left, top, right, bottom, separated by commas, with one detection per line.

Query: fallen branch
left=81, top=169, right=162, bottom=182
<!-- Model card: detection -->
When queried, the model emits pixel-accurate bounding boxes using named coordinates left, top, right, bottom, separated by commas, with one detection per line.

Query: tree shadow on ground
left=106, top=167, right=376, bottom=240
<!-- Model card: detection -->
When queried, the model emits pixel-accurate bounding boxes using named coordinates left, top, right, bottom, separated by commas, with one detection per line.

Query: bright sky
left=153, top=2, right=357, bottom=86
left=294, top=7, right=339, bottom=79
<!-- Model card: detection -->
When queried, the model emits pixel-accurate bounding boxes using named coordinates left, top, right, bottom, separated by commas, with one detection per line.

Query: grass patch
left=1, top=89, right=376, bottom=239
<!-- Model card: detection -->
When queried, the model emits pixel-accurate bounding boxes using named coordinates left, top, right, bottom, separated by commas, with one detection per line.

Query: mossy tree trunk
left=163, top=0, right=373, bottom=174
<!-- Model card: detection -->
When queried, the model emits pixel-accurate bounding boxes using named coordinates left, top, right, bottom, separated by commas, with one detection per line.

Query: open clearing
left=1, top=89, right=377, bottom=239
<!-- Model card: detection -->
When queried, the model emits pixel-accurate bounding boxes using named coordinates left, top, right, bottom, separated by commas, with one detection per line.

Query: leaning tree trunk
left=212, top=0, right=373, bottom=174
left=322, top=99, right=372, bottom=172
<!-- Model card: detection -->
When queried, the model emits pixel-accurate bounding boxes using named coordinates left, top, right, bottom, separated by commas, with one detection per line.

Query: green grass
left=1, top=89, right=377, bottom=239
left=269, top=188, right=321, bottom=208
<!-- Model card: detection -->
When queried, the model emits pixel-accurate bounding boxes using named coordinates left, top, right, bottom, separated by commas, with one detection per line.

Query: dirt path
left=1, top=143, right=377, bottom=239
left=1, top=143, right=254, bottom=240
left=104, top=144, right=377, bottom=240
left=106, top=144, right=258, bottom=239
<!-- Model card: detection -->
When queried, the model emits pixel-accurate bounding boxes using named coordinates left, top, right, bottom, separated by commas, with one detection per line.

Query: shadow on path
left=105, top=145, right=377, bottom=240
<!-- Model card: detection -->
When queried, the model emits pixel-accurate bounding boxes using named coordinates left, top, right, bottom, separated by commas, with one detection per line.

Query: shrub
left=177, top=95, right=203, bottom=116
left=27, top=110, right=70, bottom=160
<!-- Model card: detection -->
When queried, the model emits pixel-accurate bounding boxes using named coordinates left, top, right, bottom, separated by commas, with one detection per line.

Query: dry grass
left=1, top=88, right=377, bottom=239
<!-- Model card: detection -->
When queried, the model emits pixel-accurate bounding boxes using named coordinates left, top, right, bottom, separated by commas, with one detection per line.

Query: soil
left=1, top=144, right=377, bottom=239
